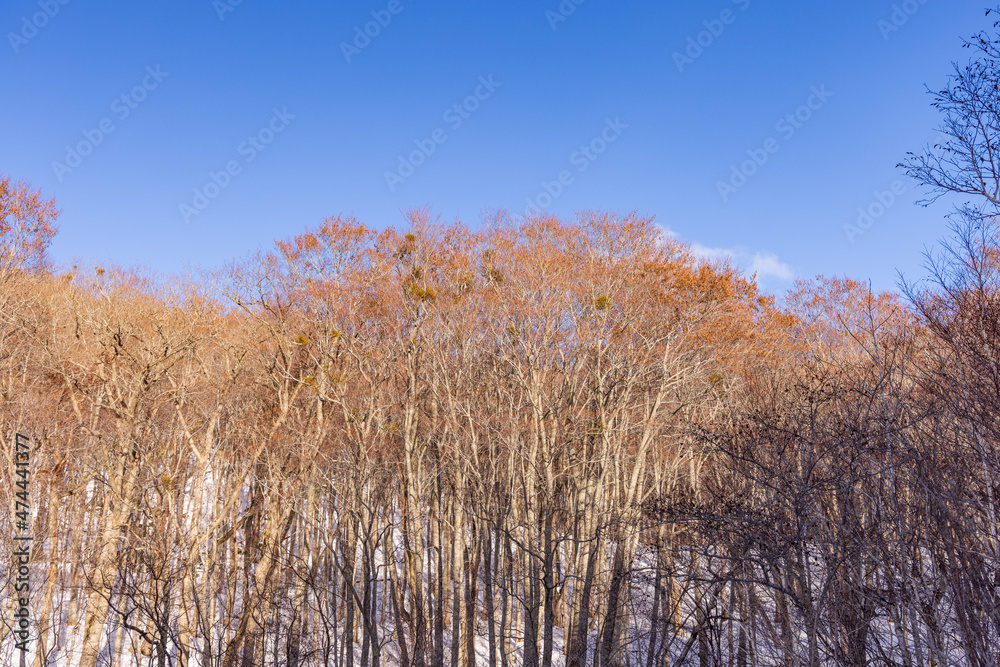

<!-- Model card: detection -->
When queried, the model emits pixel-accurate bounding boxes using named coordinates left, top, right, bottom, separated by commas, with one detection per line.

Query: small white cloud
left=663, top=228, right=794, bottom=284
left=654, top=223, right=678, bottom=245
left=689, top=242, right=736, bottom=263
left=749, top=253, right=793, bottom=281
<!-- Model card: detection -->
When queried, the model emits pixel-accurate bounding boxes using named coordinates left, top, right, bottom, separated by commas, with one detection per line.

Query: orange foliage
left=0, top=174, right=59, bottom=273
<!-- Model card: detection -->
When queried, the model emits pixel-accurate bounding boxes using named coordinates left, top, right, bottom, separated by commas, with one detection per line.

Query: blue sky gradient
left=0, top=0, right=988, bottom=292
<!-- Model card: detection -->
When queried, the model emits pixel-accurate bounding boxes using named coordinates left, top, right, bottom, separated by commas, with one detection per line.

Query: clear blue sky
left=0, top=0, right=989, bottom=292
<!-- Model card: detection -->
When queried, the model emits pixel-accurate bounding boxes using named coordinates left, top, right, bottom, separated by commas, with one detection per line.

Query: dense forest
left=5, top=14, right=1000, bottom=667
